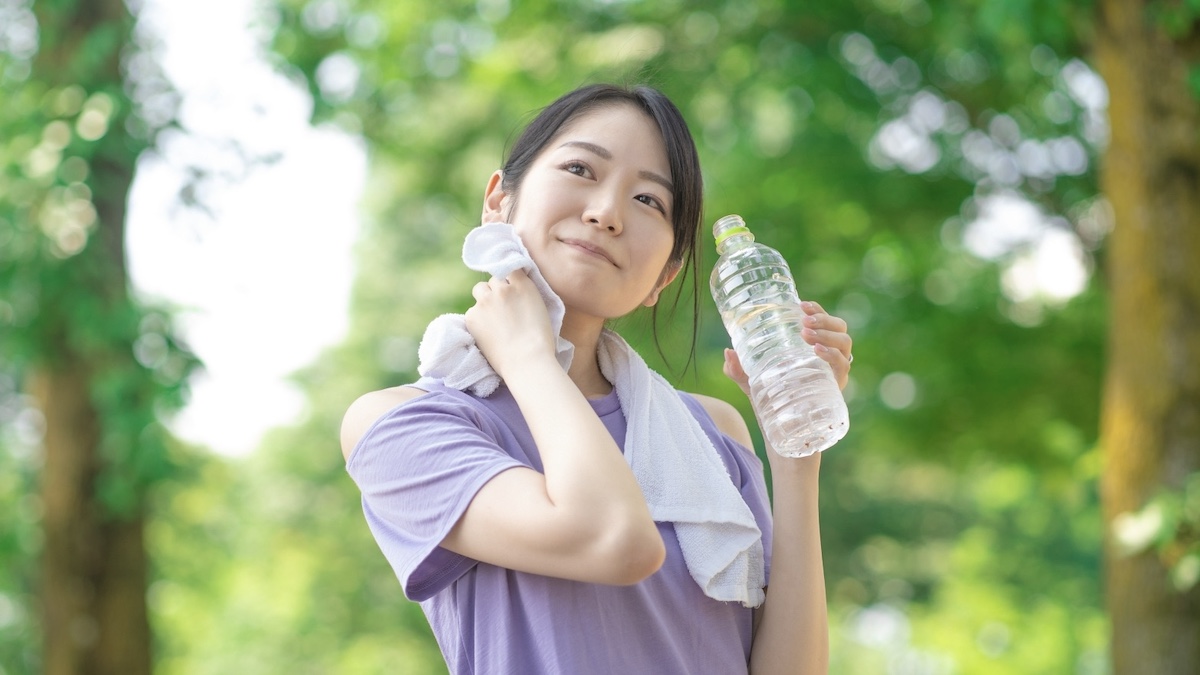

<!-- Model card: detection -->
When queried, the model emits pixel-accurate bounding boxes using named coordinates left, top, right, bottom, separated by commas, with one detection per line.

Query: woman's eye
left=563, top=161, right=589, bottom=177
left=636, top=194, right=666, bottom=213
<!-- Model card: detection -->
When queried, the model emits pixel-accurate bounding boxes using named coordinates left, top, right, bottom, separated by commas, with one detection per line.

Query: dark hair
left=501, top=84, right=704, bottom=371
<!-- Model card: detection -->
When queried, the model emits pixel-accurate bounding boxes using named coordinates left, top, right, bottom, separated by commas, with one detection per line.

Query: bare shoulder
left=340, top=385, right=428, bottom=462
left=685, top=391, right=755, bottom=453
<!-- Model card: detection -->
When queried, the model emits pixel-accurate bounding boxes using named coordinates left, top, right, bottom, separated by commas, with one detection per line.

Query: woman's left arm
left=725, top=300, right=852, bottom=675
left=749, top=453, right=828, bottom=675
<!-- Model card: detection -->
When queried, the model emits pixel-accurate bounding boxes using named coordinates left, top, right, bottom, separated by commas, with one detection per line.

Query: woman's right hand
left=464, top=269, right=557, bottom=378
left=451, top=268, right=666, bottom=586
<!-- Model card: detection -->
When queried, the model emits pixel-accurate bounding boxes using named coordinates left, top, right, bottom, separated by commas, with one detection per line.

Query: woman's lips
left=561, top=238, right=617, bottom=266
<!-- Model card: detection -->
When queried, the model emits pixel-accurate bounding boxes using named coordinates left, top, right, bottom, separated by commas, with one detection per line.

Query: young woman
left=341, top=84, right=852, bottom=674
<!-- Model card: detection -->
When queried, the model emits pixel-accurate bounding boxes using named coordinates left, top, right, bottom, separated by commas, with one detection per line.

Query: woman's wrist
left=765, top=450, right=822, bottom=481
left=494, top=351, right=564, bottom=391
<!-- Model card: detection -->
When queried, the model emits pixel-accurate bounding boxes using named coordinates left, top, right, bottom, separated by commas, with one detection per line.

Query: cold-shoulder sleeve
left=345, top=389, right=527, bottom=601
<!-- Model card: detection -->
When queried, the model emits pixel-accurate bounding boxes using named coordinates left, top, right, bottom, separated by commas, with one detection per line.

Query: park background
left=2, top=0, right=1198, bottom=673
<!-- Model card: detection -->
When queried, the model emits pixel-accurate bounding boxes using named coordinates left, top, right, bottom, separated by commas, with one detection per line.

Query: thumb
left=723, top=349, right=752, bottom=395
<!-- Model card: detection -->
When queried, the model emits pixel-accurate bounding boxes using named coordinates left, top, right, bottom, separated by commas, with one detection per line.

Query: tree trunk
left=33, top=364, right=151, bottom=675
left=30, top=0, right=153, bottom=673
left=1095, top=1, right=1200, bottom=673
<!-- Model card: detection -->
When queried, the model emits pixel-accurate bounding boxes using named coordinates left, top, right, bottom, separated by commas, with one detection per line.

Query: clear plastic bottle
left=709, top=214, right=849, bottom=457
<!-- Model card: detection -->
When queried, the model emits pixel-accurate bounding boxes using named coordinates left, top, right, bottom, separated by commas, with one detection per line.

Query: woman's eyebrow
left=561, top=140, right=612, bottom=159
left=559, top=140, right=674, bottom=192
left=639, top=170, right=674, bottom=194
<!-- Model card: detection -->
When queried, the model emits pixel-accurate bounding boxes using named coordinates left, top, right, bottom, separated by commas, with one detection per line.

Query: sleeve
left=345, top=391, right=527, bottom=601
left=678, top=393, right=775, bottom=585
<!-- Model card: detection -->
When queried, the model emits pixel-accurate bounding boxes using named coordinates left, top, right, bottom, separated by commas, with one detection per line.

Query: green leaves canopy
left=184, top=0, right=1106, bottom=671
left=1, top=0, right=1122, bottom=672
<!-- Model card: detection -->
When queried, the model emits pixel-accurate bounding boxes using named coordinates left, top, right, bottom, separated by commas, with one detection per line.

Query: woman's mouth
left=561, top=238, right=617, bottom=266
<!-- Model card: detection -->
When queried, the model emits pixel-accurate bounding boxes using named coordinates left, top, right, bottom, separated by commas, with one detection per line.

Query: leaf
left=1170, top=550, right=1200, bottom=591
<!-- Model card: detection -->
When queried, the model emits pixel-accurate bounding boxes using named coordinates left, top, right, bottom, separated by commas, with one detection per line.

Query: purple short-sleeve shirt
left=347, top=377, right=774, bottom=675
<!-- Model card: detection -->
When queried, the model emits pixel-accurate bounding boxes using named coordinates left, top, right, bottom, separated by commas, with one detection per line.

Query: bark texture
left=1095, top=1, right=1200, bottom=673
left=34, top=366, right=151, bottom=675
left=31, top=0, right=153, bottom=672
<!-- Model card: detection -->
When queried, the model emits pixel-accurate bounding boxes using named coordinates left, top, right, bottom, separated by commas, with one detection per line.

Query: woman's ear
left=482, top=170, right=508, bottom=223
left=642, top=262, right=682, bottom=307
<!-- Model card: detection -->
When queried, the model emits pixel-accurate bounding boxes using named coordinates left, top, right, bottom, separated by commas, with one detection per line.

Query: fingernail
left=803, top=314, right=818, bottom=326
left=803, top=328, right=817, bottom=338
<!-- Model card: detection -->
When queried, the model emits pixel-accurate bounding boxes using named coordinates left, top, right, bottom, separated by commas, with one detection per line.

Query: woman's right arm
left=342, top=270, right=665, bottom=586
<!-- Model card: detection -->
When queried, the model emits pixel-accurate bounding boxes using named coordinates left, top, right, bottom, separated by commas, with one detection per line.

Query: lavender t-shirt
left=347, top=377, right=774, bottom=675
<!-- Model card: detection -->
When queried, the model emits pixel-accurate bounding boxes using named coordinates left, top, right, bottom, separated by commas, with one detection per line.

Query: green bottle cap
left=713, top=214, right=752, bottom=247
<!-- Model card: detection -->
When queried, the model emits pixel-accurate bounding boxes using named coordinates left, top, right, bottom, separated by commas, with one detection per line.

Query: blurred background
left=2, top=0, right=1198, bottom=673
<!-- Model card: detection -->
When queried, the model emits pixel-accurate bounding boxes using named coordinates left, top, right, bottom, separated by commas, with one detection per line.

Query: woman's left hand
left=722, top=300, right=853, bottom=392
left=799, top=300, right=852, bottom=390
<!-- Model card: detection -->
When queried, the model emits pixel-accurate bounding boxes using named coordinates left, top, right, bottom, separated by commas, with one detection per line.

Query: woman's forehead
left=546, top=105, right=669, bottom=165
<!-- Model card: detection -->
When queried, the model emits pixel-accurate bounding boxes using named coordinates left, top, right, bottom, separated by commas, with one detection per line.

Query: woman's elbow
left=559, top=507, right=665, bottom=585
left=603, top=525, right=666, bottom=585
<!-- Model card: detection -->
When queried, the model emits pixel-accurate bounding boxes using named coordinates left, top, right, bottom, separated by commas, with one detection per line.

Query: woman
left=341, top=84, right=852, bottom=674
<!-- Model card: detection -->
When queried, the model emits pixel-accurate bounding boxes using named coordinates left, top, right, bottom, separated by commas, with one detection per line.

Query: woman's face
left=484, top=104, right=679, bottom=321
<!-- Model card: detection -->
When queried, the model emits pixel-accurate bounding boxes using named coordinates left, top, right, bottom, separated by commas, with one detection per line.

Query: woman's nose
left=582, top=193, right=623, bottom=234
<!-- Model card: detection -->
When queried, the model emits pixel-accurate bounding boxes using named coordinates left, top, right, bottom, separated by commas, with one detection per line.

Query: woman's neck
left=560, top=314, right=612, bottom=399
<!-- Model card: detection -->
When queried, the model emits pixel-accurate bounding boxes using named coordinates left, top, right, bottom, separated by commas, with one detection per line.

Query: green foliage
left=0, top=0, right=200, bottom=516
left=3, top=0, right=1129, bottom=671
left=0, top=372, right=42, bottom=674
left=1148, top=0, right=1200, bottom=100
left=1149, top=0, right=1200, bottom=38
left=1113, top=473, right=1200, bottom=592
left=0, top=1, right=200, bottom=669
left=204, top=0, right=1110, bottom=672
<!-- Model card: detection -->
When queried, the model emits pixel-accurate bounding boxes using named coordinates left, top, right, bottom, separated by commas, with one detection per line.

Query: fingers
left=471, top=269, right=531, bottom=297
left=801, top=312, right=851, bottom=358
left=727, top=298, right=856, bottom=394
left=800, top=300, right=853, bottom=389
left=465, top=269, right=555, bottom=375
left=814, top=343, right=852, bottom=388
left=801, top=300, right=848, bottom=332
left=800, top=299, right=825, bottom=316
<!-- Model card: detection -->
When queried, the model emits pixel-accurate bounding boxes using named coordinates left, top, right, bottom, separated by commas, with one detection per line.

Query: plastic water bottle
left=709, top=214, right=849, bottom=457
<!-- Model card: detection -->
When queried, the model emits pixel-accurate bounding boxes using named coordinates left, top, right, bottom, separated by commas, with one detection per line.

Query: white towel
left=417, top=222, right=574, bottom=397
left=418, top=222, right=765, bottom=607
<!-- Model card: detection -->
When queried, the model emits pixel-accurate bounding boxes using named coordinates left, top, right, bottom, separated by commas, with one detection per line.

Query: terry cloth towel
left=417, top=222, right=766, bottom=607
left=417, top=222, right=575, bottom=397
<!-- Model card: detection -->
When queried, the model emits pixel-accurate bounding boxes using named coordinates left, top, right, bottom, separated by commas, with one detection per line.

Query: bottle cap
left=713, top=214, right=752, bottom=247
